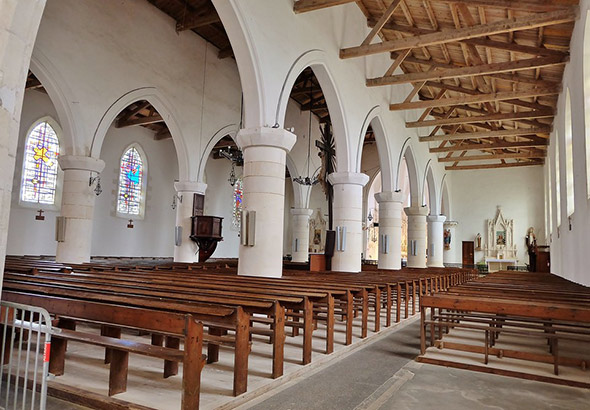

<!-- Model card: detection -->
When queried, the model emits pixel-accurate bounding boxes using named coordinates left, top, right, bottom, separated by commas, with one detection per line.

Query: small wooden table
left=309, top=254, right=326, bottom=272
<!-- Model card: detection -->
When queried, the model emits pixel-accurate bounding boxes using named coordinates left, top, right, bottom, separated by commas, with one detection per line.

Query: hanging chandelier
left=293, top=79, right=319, bottom=186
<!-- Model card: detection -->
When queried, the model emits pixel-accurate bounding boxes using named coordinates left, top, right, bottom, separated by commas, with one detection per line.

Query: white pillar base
left=56, top=156, right=105, bottom=264
left=427, top=214, right=447, bottom=268
left=174, top=181, right=207, bottom=263
left=375, top=191, right=403, bottom=270
left=291, top=208, right=313, bottom=263
left=404, top=206, right=429, bottom=269
left=237, top=127, right=296, bottom=278
left=328, top=172, right=369, bottom=273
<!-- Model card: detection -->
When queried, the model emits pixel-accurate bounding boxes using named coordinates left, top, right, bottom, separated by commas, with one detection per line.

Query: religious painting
left=496, top=230, right=506, bottom=246
left=443, top=229, right=451, bottom=250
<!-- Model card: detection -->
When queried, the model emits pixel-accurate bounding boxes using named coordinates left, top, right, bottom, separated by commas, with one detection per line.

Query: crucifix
left=35, top=209, right=45, bottom=221
left=315, top=121, right=336, bottom=230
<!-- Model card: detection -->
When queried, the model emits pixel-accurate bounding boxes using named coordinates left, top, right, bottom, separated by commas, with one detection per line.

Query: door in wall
left=462, top=241, right=474, bottom=267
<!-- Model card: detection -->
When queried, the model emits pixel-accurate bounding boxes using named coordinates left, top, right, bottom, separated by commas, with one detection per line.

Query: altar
left=485, top=258, right=517, bottom=272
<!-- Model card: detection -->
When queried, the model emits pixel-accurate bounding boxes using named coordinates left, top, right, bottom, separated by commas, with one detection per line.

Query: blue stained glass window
left=21, top=121, right=60, bottom=205
left=117, top=147, right=144, bottom=215
left=232, top=177, right=243, bottom=229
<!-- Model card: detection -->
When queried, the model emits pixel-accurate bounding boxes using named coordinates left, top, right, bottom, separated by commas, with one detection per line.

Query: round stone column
left=174, top=181, right=207, bottom=263
left=237, top=127, right=296, bottom=278
left=427, top=214, right=447, bottom=268
left=443, top=220, right=458, bottom=265
left=404, top=206, right=429, bottom=269
left=374, top=191, right=404, bottom=270
left=56, top=155, right=105, bottom=264
left=290, top=208, right=313, bottom=263
left=328, top=172, right=370, bottom=273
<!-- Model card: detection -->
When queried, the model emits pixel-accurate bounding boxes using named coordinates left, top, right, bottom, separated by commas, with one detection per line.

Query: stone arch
left=197, top=124, right=239, bottom=182
left=423, top=161, right=438, bottom=214
left=90, top=87, right=189, bottom=181
left=29, top=51, right=79, bottom=156
left=440, top=175, right=451, bottom=219
left=355, top=107, right=394, bottom=192
left=211, top=0, right=265, bottom=128
left=286, top=153, right=305, bottom=209
left=396, top=140, right=420, bottom=207
left=275, top=51, right=351, bottom=173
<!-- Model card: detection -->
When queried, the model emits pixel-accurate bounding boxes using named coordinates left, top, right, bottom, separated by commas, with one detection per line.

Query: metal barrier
left=0, top=301, right=53, bottom=410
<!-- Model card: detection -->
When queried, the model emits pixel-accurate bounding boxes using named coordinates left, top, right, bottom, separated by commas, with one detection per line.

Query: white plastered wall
left=546, top=0, right=590, bottom=286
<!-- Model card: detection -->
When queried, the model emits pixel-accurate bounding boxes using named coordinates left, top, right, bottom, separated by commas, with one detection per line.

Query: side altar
left=484, top=207, right=517, bottom=272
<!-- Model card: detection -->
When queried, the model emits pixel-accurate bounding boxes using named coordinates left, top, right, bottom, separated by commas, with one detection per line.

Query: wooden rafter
left=407, top=109, right=555, bottom=128
left=445, top=160, right=544, bottom=170
left=418, top=126, right=551, bottom=142
left=438, top=152, right=546, bottom=162
left=293, top=0, right=356, bottom=13
left=429, top=140, right=549, bottom=153
left=340, top=8, right=577, bottom=59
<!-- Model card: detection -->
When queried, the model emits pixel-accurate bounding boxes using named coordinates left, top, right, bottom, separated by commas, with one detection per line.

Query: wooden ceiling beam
left=176, top=11, right=221, bottom=31
left=368, top=55, right=566, bottom=87
left=218, top=46, right=234, bottom=59
left=462, top=38, right=568, bottom=58
left=445, top=160, right=545, bottom=170
left=362, top=0, right=402, bottom=46
left=390, top=87, right=561, bottom=111
left=293, top=0, right=356, bottom=13
left=119, top=101, right=151, bottom=123
left=438, top=152, right=546, bottom=162
left=426, top=0, right=575, bottom=12
left=116, top=114, right=164, bottom=128
left=419, top=126, right=551, bottom=142
left=430, top=140, right=549, bottom=153
left=340, top=8, right=577, bottom=59
left=407, top=109, right=554, bottom=128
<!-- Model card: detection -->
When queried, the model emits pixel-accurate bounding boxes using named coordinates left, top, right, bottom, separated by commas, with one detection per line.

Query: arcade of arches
left=1, top=0, right=590, bottom=408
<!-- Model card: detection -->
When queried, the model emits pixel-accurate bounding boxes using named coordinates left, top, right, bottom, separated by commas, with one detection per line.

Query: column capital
left=237, top=127, right=296, bottom=152
left=444, top=220, right=458, bottom=228
left=174, top=180, right=207, bottom=194
left=427, top=215, right=447, bottom=223
left=327, top=172, right=369, bottom=187
left=290, top=208, right=313, bottom=217
left=58, top=155, right=105, bottom=173
left=375, top=190, right=403, bottom=204
left=404, top=205, right=429, bottom=217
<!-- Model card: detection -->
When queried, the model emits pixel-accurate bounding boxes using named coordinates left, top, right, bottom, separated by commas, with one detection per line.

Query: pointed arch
left=440, top=175, right=451, bottom=219
left=286, top=153, right=305, bottom=209
left=423, top=161, right=438, bottom=215
left=197, top=124, right=239, bottom=182
left=355, top=107, right=394, bottom=192
left=211, top=0, right=264, bottom=128
left=29, top=51, right=78, bottom=156
left=275, top=51, right=351, bottom=173
left=90, top=88, right=189, bottom=181
left=396, top=141, right=419, bottom=207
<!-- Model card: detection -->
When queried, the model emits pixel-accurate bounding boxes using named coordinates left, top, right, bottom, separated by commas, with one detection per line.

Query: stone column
left=290, top=208, right=313, bottom=263
left=374, top=191, right=403, bottom=270
left=427, top=214, right=447, bottom=268
left=0, top=0, right=46, bottom=284
left=443, top=220, right=458, bottom=265
left=328, top=172, right=369, bottom=273
left=173, top=181, right=207, bottom=263
left=56, top=156, right=105, bottom=264
left=404, top=206, right=429, bottom=268
left=237, top=127, right=296, bottom=278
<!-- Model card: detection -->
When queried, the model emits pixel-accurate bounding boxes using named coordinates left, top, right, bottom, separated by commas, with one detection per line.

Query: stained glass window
left=232, top=177, right=243, bottom=229
left=21, top=121, right=60, bottom=204
left=117, top=146, right=144, bottom=215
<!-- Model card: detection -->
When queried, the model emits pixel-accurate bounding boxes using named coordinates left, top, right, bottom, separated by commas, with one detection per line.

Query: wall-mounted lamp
left=367, top=209, right=373, bottom=222
left=89, top=174, right=102, bottom=196
left=171, top=193, right=183, bottom=210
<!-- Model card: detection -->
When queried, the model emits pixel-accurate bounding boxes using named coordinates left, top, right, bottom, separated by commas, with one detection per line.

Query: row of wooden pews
left=418, top=271, right=590, bottom=387
left=2, top=256, right=476, bottom=408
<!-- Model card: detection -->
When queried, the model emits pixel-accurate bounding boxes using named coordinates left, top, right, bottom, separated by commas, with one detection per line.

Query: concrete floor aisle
left=240, top=321, right=590, bottom=410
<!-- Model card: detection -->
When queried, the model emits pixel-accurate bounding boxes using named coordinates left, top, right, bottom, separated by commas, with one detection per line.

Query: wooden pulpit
left=190, top=215, right=223, bottom=263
